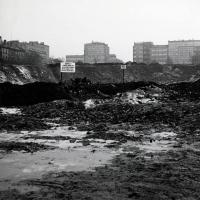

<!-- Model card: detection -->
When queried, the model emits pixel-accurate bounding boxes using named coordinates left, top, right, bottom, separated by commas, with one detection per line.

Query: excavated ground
left=0, top=80, right=200, bottom=199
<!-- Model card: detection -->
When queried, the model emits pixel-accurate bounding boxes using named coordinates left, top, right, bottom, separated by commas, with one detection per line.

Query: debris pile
left=0, top=114, right=51, bottom=131
left=163, top=79, right=200, bottom=101
left=0, top=81, right=73, bottom=107
left=1, top=78, right=200, bottom=199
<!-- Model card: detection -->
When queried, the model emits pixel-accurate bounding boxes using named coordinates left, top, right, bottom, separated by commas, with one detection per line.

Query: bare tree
left=166, top=56, right=173, bottom=65
left=24, top=51, right=43, bottom=65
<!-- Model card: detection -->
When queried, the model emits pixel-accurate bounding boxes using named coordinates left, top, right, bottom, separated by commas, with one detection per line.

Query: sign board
left=60, top=62, right=75, bottom=73
left=121, top=65, right=126, bottom=70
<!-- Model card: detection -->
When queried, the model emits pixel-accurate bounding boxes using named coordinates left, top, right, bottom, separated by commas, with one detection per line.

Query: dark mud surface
left=0, top=114, right=51, bottom=131
left=1, top=79, right=200, bottom=199
left=0, top=141, right=57, bottom=153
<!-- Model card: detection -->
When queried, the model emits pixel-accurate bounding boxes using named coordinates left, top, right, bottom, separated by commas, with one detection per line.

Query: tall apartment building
left=133, top=43, right=143, bottom=63
left=133, top=42, right=153, bottom=64
left=84, top=41, right=109, bottom=64
left=150, top=45, right=168, bottom=64
left=168, top=40, right=200, bottom=64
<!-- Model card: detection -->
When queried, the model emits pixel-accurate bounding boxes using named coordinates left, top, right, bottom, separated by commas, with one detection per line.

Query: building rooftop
left=134, top=42, right=153, bottom=45
left=29, top=41, right=49, bottom=47
left=85, top=41, right=108, bottom=46
left=168, top=39, right=200, bottom=42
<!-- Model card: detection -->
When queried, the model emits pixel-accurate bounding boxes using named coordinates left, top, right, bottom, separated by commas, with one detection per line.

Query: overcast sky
left=1, top=0, right=200, bottom=62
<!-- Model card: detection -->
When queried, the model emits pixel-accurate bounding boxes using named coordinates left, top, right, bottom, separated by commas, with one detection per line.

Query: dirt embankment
left=48, top=62, right=200, bottom=84
left=1, top=62, right=200, bottom=85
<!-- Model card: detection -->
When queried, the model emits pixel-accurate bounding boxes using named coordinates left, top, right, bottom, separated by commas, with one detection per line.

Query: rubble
left=1, top=79, right=200, bottom=199
left=0, top=114, right=51, bottom=131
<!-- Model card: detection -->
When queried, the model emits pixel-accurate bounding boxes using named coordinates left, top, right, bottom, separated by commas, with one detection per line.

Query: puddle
left=122, top=131, right=177, bottom=156
left=0, top=126, right=121, bottom=191
left=0, top=127, right=178, bottom=192
left=133, top=140, right=176, bottom=153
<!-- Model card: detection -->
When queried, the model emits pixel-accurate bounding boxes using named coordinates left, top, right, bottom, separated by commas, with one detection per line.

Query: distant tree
left=24, top=51, right=43, bottom=65
left=50, top=56, right=63, bottom=64
left=77, top=60, right=83, bottom=63
left=125, top=61, right=132, bottom=65
left=192, top=52, right=200, bottom=65
left=166, top=56, right=173, bottom=65
left=151, top=59, right=157, bottom=63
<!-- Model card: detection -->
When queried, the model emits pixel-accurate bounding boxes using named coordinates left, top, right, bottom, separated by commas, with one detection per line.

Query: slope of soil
left=1, top=62, right=200, bottom=85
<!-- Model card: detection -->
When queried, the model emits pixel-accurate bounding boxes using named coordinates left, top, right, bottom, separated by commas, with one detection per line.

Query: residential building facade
left=133, top=42, right=144, bottom=63
left=20, top=41, right=49, bottom=64
left=84, top=41, right=109, bottom=64
left=150, top=45, right=168, bottom=64
left=133, top=42, right=153, bottom=64
left=0, top=39, right=26, bottom=64
left=0, top=37, right=50, bottom=65
left=168, top=40, right=200, bottom=64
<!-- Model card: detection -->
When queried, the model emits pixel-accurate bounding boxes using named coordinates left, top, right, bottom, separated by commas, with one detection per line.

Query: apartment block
left=20, top=41, right=49, bottom=64
left=133, top=42, right=153, bottom=64
left=0, top=37, right=26, bottom=64
left=4, top=39, right=49, bottom=64
left=84, top=41, right=109, bottom=64
left=168, top=40, right=200, bottom=64
left=150, top=45, right=168, bottom=64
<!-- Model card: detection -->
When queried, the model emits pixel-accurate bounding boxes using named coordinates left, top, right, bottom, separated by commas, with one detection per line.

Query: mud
left=1, top=80, right=200, bottom=199
left=0, top=141, right=57, bottom=153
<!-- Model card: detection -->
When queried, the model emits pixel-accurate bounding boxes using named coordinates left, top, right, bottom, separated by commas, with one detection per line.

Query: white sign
left=60, top=62, right=75, bottom=73
left=121, top=65, right=126, bottom=70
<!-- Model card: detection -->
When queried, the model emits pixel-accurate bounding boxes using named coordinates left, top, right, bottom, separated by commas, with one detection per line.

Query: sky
left=1, top=0, right=200, bottom=62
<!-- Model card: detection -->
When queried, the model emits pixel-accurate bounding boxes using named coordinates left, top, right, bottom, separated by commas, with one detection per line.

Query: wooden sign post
left=60, top=62, right=76, bottom=82
left=121, top=64, right=126, bottom=84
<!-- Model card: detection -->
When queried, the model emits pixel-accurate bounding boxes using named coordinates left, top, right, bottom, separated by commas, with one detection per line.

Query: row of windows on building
left=87, top=55, right=105, bottom=58
left=151, top=49, right=167, bottom=52
left=1, top=48, right=25, bottom=56
left=169, top=43, right=199, bottom=47
left=1, top=49, right=25, bottom=61
left=152, top=58, right=167, bottom=60
left=29, top=48, right=47, bottom=55
left=151, top=54, right=168, bottom=56
left=86, top=46, right=106, bottom=49
left=87, top=51, right=105, bottom=54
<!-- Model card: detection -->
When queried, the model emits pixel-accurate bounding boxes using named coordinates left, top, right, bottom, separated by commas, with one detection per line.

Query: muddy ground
left=0, top=79, right=200, bottom=199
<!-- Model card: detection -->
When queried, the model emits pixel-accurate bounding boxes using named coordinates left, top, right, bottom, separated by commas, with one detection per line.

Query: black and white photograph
left=1, top=0, right=200, bottom=199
